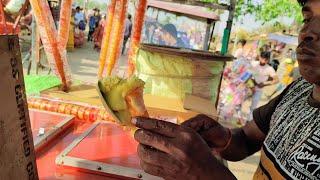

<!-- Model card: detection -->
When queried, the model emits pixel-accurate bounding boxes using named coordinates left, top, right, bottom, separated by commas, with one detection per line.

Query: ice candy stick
left=98, top=0, right=116, bottom=78
left=0, top=1, right=8, bottom=34
left=127, top=0, right=147, bottom=76
left=58, top=0, right=73, bottom=49
left=29, top=0, right=71, bottom=90
left=31, top=16, right=40, bottom=73
left=105, top=0, right=128, bottom=76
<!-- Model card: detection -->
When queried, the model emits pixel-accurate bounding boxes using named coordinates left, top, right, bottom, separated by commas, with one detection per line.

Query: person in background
left=249, top=51, right=279, bottom=120
left=75, top=6, right=86, bottom=30
left=277, top=48, right=296, bottom=86
left=234, top=39, right=247, bottom=59
left=269, top=49, right=280, bottom=71
left=144, top=22, right=156, bottom=44
left=94, top=9, right=101, bottom=28
left=67, top=6, right=76, bottom=51
left=48, top=1, right=60, bottom=28
left=74, top=27, right=85, bottom=48
left=159, top=24, right=184, bottom=47
left=268, top=48, right=297, bottom=98
left=93, top=15, right=107, bottom=50
left=260, top=44, right=271, bottom=54
left=153, top=25, right=162, bottom=45
left=122, top=14, right=133, bottom=55
left=88, top=8, right=99, bottom=42
left=180, top=32, right=191, bottom=49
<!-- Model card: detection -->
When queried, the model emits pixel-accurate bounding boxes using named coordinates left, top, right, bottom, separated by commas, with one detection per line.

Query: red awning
left=148, top=0, right=220, bottom=21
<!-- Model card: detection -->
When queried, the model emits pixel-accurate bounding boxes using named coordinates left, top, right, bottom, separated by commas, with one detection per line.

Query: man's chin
left=301, top=75, right=320, bottom=85
left=299, top=64, right=320, bottom=84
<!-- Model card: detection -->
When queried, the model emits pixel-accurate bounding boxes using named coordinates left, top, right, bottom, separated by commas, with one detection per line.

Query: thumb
left=181, top=114, right=207, bottom=131
left=181, top=114, right=219, bottom=131
left=199, top=126, right=230, bottom=148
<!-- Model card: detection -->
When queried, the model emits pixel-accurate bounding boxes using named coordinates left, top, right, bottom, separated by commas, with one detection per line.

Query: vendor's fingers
left=135, top=129, right=175, bottom=154
left=140, top=161, right=174, bottom=178
left=181, top=115, right=206, bottom=130
left=199, top=129, right=225, bottom=147
left=133, top=117, right=179, bottom=138
left=181, top=114, right=219, bottom=131
left=137, top=144, right=183, bottom=172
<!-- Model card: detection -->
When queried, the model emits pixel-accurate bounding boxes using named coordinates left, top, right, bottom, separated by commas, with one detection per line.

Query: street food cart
left=0, top=0, right=236, bottom=179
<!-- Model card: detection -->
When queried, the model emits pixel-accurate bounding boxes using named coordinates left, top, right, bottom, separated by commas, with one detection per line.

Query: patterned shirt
left=253, top=78, right=320, bottom=180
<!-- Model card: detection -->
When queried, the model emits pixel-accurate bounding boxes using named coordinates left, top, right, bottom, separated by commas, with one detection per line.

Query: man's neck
left=313, top=85, right=320, bottom=102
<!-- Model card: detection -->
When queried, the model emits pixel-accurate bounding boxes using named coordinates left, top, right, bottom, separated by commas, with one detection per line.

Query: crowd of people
left=219, top=39, right=300, bottom=125
left=19, top=4, right=205, bottom=53
left=69, top=6, right=132, bottom=53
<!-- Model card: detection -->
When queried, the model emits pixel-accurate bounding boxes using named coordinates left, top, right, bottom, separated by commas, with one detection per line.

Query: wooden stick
left=127, top=0, right=147, bottom=76
left=0, top=0, right=8, bottom=34
left=97, top=0, right=116, bottom=79
left=29, top=0, right=70, bottom=90
left=58, top=0, right=72, bottom=49
left=31, top=15, right=40, bottom=74
left=105, top=0, right=128, bottom=76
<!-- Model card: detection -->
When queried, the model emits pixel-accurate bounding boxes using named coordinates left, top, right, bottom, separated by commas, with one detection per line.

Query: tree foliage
left=203, top=0, right=303, bottom=24
left=73, top=0, right=107, bottom=11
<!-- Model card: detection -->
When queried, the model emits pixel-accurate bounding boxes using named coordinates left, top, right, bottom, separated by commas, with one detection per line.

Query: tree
left=74, top=0, right=107, bottom=11
left=203, top=0, right=303, bottom=25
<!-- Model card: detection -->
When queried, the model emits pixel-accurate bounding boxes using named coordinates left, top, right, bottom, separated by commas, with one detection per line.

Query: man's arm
left=254, top=75, right=279, bottom=88
left=182, top=115, right=266, bottom=162
left=264, top=67, right=279, bottom=86
left=220, top=121, right=266, bottom=161
left=182, top=83, right=291, bottom=161
left=265, top=75, right=279, bottom=86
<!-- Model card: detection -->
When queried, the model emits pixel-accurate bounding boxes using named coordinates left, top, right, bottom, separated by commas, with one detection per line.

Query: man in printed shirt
left=133, top=0, right=320, bottom=179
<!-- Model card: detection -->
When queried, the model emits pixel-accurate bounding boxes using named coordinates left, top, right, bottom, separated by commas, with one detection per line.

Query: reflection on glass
left=142, top=7, right=213, bottom=51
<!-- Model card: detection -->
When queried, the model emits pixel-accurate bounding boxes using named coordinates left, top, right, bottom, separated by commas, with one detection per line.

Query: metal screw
left=97, top=166, right=102, bottom=170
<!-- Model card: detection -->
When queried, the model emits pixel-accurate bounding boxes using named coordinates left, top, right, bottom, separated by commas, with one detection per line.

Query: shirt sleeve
left=253, top=83, right=292, bottom=135
left=269, top=66, right=277, bottom=77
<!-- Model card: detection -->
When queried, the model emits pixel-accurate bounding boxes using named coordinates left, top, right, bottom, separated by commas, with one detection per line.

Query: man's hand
left=181, top=115, right=231, bottom=150
left=257, top=83, right=265, bottom=88
left=134, top=117, right=236, bottom=180
left=183, top=115, right=266, bottom=162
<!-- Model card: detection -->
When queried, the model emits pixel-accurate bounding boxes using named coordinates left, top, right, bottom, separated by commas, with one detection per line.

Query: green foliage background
left=73, top=0, right=107, bottom=11
left=73, top=0, right=303, bottom=24
left=203, top=0, right=303, bottom=24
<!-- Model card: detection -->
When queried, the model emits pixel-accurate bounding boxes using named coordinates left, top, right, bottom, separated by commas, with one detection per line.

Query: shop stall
left=0, top=0, right=236, bottom=179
